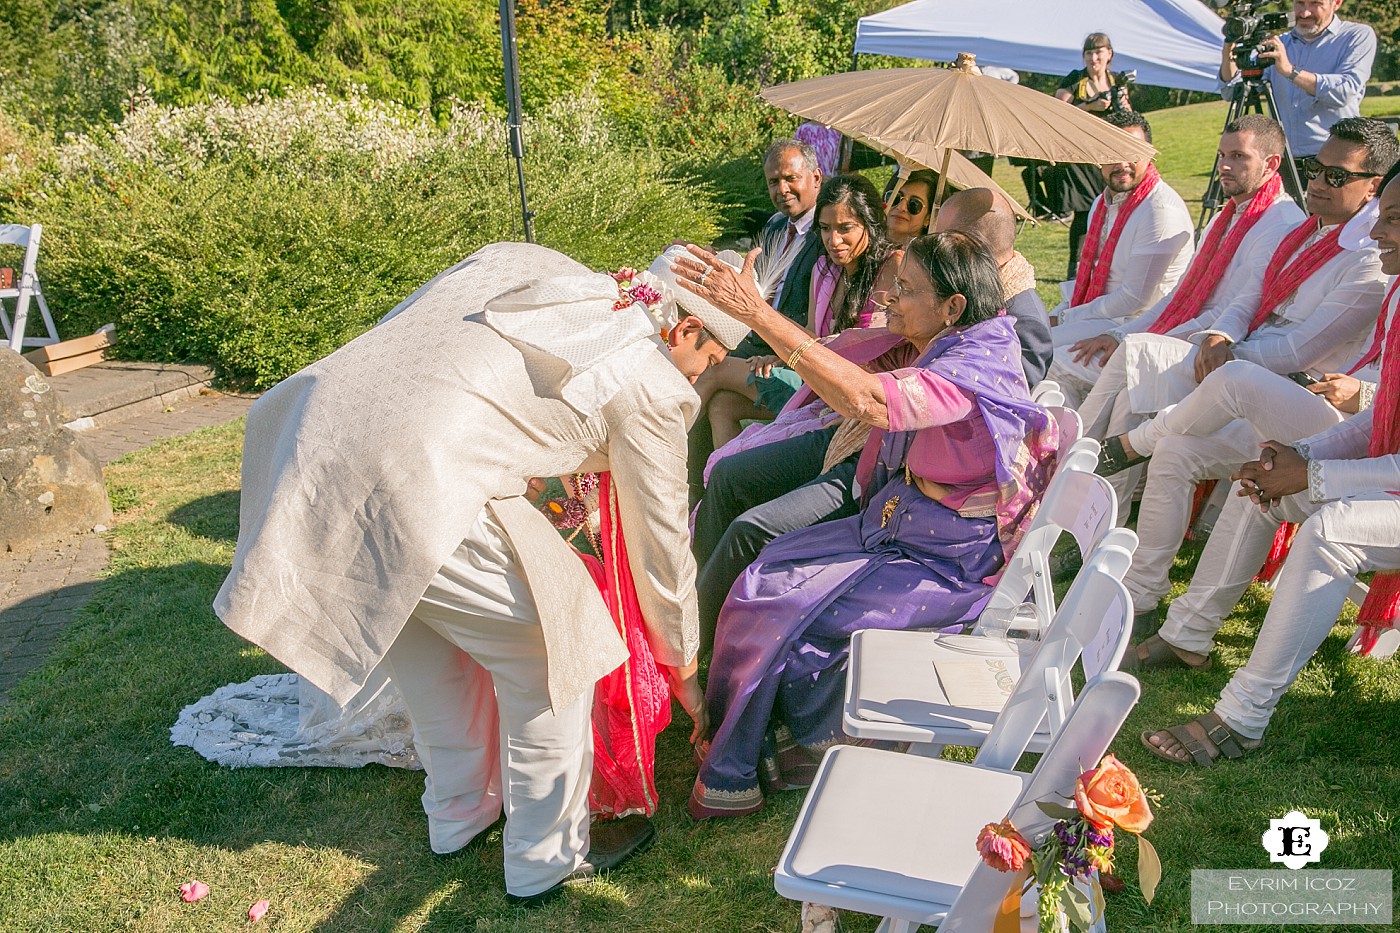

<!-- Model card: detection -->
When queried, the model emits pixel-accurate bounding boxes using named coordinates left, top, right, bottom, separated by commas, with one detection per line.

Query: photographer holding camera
left=1055, top=33, right=1136, bottom=278
left=1219, top=1, right=1376, bottom=164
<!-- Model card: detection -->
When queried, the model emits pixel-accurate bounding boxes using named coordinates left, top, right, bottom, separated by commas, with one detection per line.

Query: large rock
left=1, top=349, right=111, bottom=551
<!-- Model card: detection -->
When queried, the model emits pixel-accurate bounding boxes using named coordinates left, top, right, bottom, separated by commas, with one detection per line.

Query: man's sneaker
left=505, top=815, right=657, bottom=908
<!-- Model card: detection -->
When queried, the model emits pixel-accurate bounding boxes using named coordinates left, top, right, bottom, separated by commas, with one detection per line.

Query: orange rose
left=1075, top=754, right=1153, bottom=834
left=976, top=818, right=1032, bottom=872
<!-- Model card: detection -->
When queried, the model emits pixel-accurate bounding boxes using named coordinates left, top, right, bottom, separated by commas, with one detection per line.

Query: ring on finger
left=699, top=270, right=710, bottom=286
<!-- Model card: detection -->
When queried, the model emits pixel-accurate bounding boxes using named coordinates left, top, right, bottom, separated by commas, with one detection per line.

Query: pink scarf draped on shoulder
left=1247, top=216, right=1344, bottom=334
left=1149, top=174, right=1283, bottom=335
left=576, top=473, right=671, bottom=818
left=1071, top=164, right=1161, bottom=307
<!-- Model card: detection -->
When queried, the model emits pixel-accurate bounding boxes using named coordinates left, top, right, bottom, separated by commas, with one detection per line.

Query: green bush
left=3, top=89, right=720, bottom=388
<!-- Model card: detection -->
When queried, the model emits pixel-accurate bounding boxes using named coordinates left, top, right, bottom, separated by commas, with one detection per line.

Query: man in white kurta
left=1132, top=156, right=1400, bottom=765
left=214, top=242, right=748, bottom=901
left=1048, top=114, right=1194, bottom=349
left=1050, top=117, right=1304, bottom=416
left=1108, top=120, right=1396, bottom=615
left=1137, top=410, right=1400, bottom=761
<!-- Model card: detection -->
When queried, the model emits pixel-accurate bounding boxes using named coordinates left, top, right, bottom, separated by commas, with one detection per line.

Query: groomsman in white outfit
left=215, top=242, right=749, bottom=905
left=1048, top=110, right=1195, bottom=349
left=1099, top=118, right=1397, bottom=618
left=1136, top=161, right=1400, bottom=765
left=1051, top=116, right=1303, bottom=416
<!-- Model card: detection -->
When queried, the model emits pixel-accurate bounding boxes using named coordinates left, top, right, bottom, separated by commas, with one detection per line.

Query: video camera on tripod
left=1214, top=0, right=1295, bottom=74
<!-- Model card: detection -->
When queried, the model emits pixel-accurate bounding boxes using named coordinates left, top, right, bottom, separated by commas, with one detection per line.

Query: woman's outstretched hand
left=671, top=244, right=768, bottom=322
left=667, top=659, right=708, bottom=746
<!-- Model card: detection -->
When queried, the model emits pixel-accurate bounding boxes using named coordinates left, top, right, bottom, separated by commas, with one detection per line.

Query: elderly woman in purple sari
left=669, top=232, right=1059, bottom=819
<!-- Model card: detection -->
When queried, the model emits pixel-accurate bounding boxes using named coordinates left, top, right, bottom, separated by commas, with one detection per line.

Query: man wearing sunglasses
left=1219, top=0, right=1376, bottom=165
left=1092, top=117, right=1395, bottom=630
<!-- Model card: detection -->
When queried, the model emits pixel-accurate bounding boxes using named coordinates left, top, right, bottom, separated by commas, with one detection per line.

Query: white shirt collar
left=791, top=208, right=816, bottom=236
left=1339, top=199, right=1380, bottom=251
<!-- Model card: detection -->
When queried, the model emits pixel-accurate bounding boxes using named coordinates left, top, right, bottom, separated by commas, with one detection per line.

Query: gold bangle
left=787, top=336, right=820, bottom=370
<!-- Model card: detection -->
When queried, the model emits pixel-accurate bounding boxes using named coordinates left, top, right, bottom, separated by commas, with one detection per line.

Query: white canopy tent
left=854, top=0, right=1228, bottom=92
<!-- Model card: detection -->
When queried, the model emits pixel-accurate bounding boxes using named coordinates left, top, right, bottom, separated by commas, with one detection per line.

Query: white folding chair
left=1030, top=378, right=1065, bottom=408
left=844, top=531, right=1136, bottom=761
left=972, top=436, right=1106, bottom=638
left=775, top=672, right=1141, bottom=933
left=0, top=223, right=58, bottom=351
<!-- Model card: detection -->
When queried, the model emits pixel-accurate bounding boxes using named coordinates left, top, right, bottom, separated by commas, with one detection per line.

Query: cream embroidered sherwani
left=216, top=242, right=699, bottom=708
left=214, top=243, right=702, bottom=894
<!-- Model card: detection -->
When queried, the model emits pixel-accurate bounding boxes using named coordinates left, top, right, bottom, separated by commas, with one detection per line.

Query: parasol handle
left=931, top=148, right=952, bottom=220
left=887, top=163, right=911, bottom=209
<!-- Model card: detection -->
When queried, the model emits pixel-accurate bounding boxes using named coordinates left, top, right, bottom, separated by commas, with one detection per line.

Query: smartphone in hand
left=1287, top=371, right=1319, bottom=388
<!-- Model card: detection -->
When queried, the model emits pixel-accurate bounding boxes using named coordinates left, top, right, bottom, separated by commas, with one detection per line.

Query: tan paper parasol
left=763, top=53, right=1157, bottom=212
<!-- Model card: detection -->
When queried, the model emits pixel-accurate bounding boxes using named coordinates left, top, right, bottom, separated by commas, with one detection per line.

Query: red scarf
left=1260, top=278, right=1400, bottom=645
left=579, top=473, right=670, bottom=817
left=1347, top=277, right=1400, bottom=375
left=1355, top=276, right=1400, bottom=642
left=1149, top=174, right=1283, bottom=335
left=1246, top=216, right=1345, bottom=334
left=1070, top=164, right=1162, bottom=307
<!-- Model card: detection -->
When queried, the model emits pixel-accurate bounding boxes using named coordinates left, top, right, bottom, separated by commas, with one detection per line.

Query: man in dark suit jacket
left=734, top=139, right=825, bottom=358
left=688, top=138, right=825, bottom=501
left=933, top=187, right=1053, bottom=386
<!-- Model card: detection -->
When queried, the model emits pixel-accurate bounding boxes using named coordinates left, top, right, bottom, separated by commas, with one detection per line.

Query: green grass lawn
left=1, top=414, right=1396, bottom=932
left=3, top=99, right=1400, bottom=931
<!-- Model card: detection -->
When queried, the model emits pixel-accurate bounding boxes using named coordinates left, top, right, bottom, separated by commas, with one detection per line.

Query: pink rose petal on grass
left=248, top=900, right=270, bottom=922
left=179, top=881, right=209, bottom=903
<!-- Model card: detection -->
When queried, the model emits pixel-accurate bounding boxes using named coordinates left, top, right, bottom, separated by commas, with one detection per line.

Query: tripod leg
left=1258, top=79, right=1306, bottom=207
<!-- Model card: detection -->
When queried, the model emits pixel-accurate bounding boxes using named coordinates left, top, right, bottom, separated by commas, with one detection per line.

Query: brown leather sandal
left=1141, top=711, right=1258, bottom=768
left=1120, top=634, right=1213, bottom=672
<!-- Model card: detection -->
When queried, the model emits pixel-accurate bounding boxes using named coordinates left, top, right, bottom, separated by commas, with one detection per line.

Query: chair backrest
left=972, top=437, right=1114, bottom=636
left=1079, top=528, right=1137, bottom=678
left=1045, top=403, right=1082, bottom=450
left=973, top=541, right=1135, bottom=771
left=1030, top=378, right=1066, bottom=408
left=0, top=224, right=41, bottom=278
left=0, top=224, right=34, bottom=249
left=941, top=672, right=1142, bottom=933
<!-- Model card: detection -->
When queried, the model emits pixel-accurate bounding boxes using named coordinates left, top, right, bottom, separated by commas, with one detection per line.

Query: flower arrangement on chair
left=977, top=754, right=1162, bottom=932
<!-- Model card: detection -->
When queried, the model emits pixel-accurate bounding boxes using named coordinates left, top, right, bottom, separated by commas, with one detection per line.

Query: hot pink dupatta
left=575, top=472, right=672, bottom=818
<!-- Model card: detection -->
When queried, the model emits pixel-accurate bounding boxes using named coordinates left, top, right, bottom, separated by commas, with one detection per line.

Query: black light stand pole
left=500, top=0, right=534, bottom=242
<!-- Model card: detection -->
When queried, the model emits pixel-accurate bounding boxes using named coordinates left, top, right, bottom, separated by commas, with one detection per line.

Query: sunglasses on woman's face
left=887, top=191, right=927, bottom=215
left=1301, top=157, right=1380, bottom=189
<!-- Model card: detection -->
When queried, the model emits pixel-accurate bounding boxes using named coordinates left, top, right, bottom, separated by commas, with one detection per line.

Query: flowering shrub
left=3, top=89, right=720, bottom=388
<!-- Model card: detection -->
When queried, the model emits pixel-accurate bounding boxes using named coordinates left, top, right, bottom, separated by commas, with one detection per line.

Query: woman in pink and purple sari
left=669, top=232, right=1060, bottom=819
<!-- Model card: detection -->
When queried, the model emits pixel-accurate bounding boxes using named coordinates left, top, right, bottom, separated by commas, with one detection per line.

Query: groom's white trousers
left=384, top=506, right=592, bottom=897
left=1160, top=488, right=1400, bottom=740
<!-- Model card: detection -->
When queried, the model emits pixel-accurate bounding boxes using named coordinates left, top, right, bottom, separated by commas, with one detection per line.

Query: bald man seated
left=934, top=187, right=1053, bottom=385
left=692, top=189, right=1051, bottom=647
